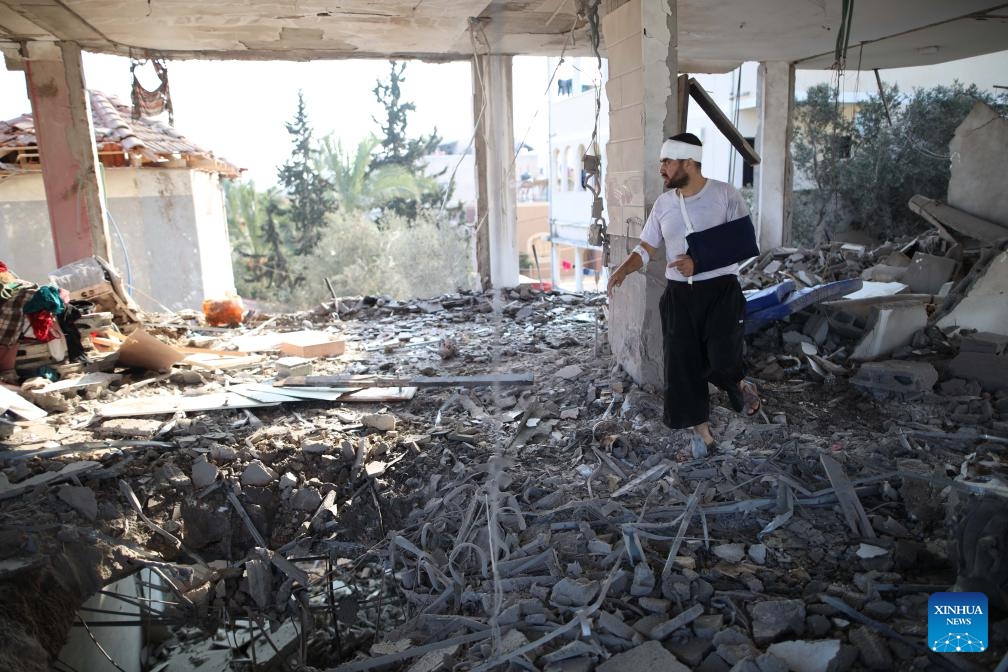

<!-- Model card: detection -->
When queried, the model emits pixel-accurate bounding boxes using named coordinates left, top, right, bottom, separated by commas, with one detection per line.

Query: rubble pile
left=1, top=255, right=1007, bottom=671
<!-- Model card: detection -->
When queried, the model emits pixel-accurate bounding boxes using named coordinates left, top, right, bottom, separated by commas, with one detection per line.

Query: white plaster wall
left=190, top=170, right=238, bottom=299
left=0, top=167, right=236, bottom=312
left=0, top=174, right=57, bottom=282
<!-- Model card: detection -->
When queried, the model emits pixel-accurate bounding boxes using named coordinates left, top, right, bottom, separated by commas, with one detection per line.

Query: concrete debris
left=2, top=273, right=1007, bottom=672
left=596, top=640, right=690, bottom=672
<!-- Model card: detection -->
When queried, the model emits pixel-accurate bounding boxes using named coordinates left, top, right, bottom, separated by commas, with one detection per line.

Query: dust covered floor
left=1, top=285, right=1006, bottom=671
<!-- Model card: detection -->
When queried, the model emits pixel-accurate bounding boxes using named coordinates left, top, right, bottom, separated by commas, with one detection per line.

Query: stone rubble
left=0, top=258, right=1005, bottom=672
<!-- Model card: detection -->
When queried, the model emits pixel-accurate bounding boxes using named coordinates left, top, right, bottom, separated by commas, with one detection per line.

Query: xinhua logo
left=928, top=592, right=987, bottom=653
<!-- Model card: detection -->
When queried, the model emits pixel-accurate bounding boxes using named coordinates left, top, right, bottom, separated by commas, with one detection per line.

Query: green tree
left=791, top=83, right=854, bottom=244
left=314, top=134, right=427, bottom=214
left=277, top=91, right=336, bottom=254
left=369, top=61, right=457, bottom=222
left=792, top=81, right=1006, bottom=243
left=223, top=180, right=295, bottom=294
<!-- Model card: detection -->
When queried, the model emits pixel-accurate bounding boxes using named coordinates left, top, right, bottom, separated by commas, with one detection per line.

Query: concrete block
left=275, top=356, right=312, bottom=378
left=609, top=109, right=644, bottom=143
left=750, top=599, right=806, bottom=645
left=620, top=67, right=645, bottom=107
left=937, top=251, right=1008, bottom=335
left=851, top=302, right=928, bottom=361
left=959, top=331, right=1008, bottom=355
left=947, top=352, right=1008, bottom=392
left=606, top=38, right=643, bottom=76
left=851, top=360, right=938, bottom=399
left=901, top=253, right=957, bottom=295
left=596, top=641, right=690, bottom=672
left=599, top=0, right=640, bottom=47
left=765, top=640, right=842, bottom=672
left=860, top=264, right=907, bottom=283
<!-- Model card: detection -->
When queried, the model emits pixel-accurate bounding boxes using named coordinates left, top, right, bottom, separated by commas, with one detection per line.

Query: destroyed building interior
left=1, top=1, right=1008, bottom=672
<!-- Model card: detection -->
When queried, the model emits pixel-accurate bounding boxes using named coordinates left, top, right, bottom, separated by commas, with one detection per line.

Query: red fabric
left=0, top=262, right=7, bottom=273
left=26, top=311, right=58, bottom=342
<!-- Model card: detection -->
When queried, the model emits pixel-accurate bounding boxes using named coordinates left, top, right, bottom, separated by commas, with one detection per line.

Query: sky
left=0, top=53, right=552, bottom=187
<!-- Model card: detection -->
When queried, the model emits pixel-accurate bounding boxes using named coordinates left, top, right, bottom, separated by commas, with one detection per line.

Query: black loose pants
left=659, top=274, right=746, bottom=429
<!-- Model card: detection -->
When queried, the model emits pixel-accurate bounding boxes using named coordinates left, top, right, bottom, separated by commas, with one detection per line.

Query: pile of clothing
left=0, top=261, right=87, bottom=373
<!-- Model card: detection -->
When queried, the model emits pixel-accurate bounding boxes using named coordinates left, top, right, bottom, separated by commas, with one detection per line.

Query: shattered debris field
left=2, top=243, right=1008, bottom=671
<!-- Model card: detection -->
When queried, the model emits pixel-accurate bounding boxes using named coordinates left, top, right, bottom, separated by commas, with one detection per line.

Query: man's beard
left=665, top=173, right=688, bottom=189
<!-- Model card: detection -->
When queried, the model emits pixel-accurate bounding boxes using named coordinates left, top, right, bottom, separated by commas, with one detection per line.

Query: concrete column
left=602, top=0, right=678, bottom=388
left=754, top=61, right=795, bottom=250
left=472, top=54, right=519, bottom=289
left=24, top=41, right=112, bottom=267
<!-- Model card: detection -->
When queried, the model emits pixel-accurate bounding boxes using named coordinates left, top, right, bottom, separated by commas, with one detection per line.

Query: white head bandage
left=659, top=139, right=703, bottom=163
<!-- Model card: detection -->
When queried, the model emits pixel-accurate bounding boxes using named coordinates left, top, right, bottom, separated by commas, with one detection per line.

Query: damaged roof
left=0, top=90, right=241, bottom=178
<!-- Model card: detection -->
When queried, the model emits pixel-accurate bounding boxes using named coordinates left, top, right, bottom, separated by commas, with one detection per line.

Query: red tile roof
left=0, top=91, right=241, bottom=178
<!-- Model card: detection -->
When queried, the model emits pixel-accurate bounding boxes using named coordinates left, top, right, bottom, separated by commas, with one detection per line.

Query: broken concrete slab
left=948, top=102, right=1008, bottom=230
left=900, top=253, right=957, bottom=295
left=946, top=352, right=1008, bottom=392
left=596, top=640, right=690, bottom=672
left=850, top=302, right=928, bottom=362
left=750, top=599, right=806, bottom=645
left=191, top=456, right=219, bottom=489
left=909, top=195, right=1008, bottom=243
left=936, top=250, right=1008, bottom=336
left=241, top=460, right=278, bottom=487
left=765, top=640, right=842, bottom=672
left=959, top=331, right=1008, bottom=355
left=57, top=485, right=97, bottom=521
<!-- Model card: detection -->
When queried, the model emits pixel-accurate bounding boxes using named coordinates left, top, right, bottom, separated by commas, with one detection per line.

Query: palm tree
left=314, top=134, right=432, bottom=215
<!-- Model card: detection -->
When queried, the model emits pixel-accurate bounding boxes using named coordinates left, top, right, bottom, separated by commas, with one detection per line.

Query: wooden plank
left=676, top=73, right=690, bottom=134
left=183, top=352, right=266, bottom=370
left=37, top=372, right=122, bottom=394
left=99, top=392, right=279, bottom=417
left=688, top=77, right=760, bottom=165
left=338, top=387, right=417, bottom=402
left=0, top=460, right=101, bottom=500
left=277, top=373, right=534, bottom=389
left=820, top=453, right=876, bottom=539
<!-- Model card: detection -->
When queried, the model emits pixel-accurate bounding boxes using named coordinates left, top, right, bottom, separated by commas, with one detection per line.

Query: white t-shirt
left=639, top=178, right=750, bottom=282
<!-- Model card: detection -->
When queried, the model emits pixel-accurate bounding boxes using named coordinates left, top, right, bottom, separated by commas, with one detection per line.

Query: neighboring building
left=0, top=90, right=240, bottom=311
left=547, top=56, right=610, bottom=290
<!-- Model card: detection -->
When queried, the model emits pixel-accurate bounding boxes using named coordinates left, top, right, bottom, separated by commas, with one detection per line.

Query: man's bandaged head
left=659, top=138, right=702, bottom=163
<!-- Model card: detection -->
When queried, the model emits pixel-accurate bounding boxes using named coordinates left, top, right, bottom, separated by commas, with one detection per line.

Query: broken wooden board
left=234, top=383, right=355, bottom=401
left=182, top=350, right=266, bottom=371
left=338, top=386, right=417, bottom=402
left=36, top=372, right=122, bottom=394
left=0, top=384, right=47, bottom=420
left=0, top=460, right=100, bottom=500
left=278, top=373, right=534, bottom=389
left=99, top=392, right=280, bottom=417
left=278, top=331, right=346, bottom=358
left=820, top=453, right=876, bottom=539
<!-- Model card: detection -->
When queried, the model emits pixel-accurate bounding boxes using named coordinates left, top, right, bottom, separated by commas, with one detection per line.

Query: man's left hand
left=669, top=254, right=695, bottom=277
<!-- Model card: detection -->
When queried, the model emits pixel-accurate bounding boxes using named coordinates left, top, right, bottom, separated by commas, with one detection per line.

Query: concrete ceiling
left=0, top=1, right=1006, bottom=71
